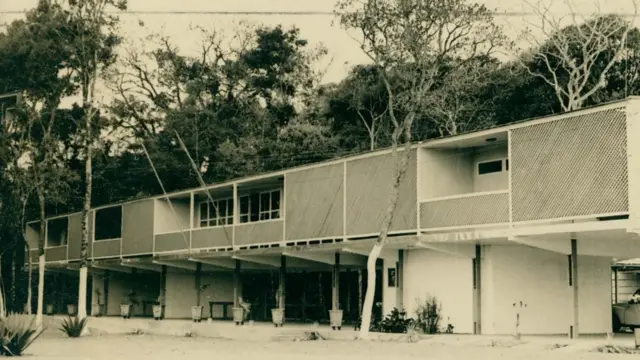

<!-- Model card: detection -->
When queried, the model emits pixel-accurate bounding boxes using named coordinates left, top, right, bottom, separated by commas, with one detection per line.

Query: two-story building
left=27, top=97, right=640, bottom=337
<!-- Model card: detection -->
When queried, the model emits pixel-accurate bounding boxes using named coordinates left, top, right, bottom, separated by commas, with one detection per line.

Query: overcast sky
left=0, top=0, right=637, bottom=104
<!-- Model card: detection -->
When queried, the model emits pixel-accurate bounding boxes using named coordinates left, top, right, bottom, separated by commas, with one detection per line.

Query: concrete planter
left=271, top=308, right=285, bottom=327
left=329, top=309, right=343, bottom=330
left=120, top=304, right=132, bottom=319
left=91, top=304, right=105, bottom=317
left=67, top=304, right=77, bottom=316
left=191, top=306, right=204, bottom=323
left=45, top=304, right=54, bottom=315
left=232, top=307, right=245, bottom=325
left=635, top=328, right=640, bottom=349
left=152, top=305, right=164, bottom=320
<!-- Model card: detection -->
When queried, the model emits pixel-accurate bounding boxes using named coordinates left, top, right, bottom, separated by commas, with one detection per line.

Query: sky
left=0, top=0, right=638, bottom=104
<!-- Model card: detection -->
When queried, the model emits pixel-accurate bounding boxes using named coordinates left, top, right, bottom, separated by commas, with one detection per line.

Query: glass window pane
left=208, top=219, right=217, bottom=227
left=200, top=203, right=208, bottom=220
left=200, top=220, right=208, bottom=228
left=240, top=196, right=249, bottom=214
left=228, top=199, right=234, bottom=217
left=218, top=200, right=227, bottom=217
left=260, top=193, right=270, bottom=211
left=240, top=215, right=249, bottom=223
left=219, top=217, right=227, bottom=226
left=227, top=216, right=234, bottom=225
left=271, top=210, right=280, bottom=219
left=210, top=201, right=218, bottom=218
left=271, top=191, right=280, bottom=211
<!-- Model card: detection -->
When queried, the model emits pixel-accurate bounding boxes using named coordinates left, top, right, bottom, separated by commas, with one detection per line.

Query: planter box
left=329, top=309, right=343, bottom=330
left=191, top=306, right=204, bottom=323
left=232, top=307, right=244, bottom=325
left=152, top=305, right=164, bottom=320
left=91, top=304, right=105, bottom=317
left=120, top=304, right=132, bottom=319
left=45, top=304, right=54, bottom=315
left=67, top=304, right=77, bottom=316
left=271, top=308, right=284, bottom=327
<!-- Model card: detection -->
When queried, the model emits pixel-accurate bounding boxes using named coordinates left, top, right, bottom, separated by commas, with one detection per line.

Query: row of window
left=198, top=189, right=282, bottom=228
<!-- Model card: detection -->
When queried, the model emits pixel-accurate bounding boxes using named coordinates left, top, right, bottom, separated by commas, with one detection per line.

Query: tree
left=66, top=0, right=127, bottom=323
left=0, top=0, right=78, bottom=325
left=336, top=0, right=506, bottom=339
left=520, top=0, right=638, bottom=111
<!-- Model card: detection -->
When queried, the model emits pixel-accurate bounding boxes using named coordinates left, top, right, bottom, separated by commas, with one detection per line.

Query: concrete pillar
left=475, top=244, right=482, bottom=335
left=233, top=260, right=241, bottom=307
left=613, top=268, right=619, bottom=304
left=332, top=253, right=341, bottom=310
left=396, top=250, right=404, bottom=311
left=279, top=255, right=286, bottom=309
left=159, top=265, right=167, bottom=300
left=103, top=270, right=110, bottom=314
left=195, top=262, right=202, bottom=307
left=570, top=237, right=579, bottom=339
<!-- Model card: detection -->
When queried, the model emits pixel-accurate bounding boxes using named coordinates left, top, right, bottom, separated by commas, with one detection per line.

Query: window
left=95, top=206, right=122, bottom=241
left=199, top=198, right=234, bottom=227
left=259, top=189, right=281, bottom=221
left=478, top=158, right=509, bottom=175
left=47, top=217, right=68, bottom=247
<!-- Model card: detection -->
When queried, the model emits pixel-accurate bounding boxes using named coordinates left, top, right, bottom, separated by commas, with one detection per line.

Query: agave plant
left=59, top=316, right=88, bottom=338
left=0, top=313, right=45, bottom=356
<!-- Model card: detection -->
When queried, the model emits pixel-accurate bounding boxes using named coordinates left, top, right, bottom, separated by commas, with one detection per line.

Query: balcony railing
left=419, top=190, right=509, bottom=230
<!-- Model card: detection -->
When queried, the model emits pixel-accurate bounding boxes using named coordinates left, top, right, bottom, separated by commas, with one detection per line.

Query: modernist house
left=26, top=97, right=640, bottom=337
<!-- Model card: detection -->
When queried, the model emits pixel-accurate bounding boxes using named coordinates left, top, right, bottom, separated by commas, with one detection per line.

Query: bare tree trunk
left=36, top=189, right=46, bottom=326
left=0, top=264, right=6, bottom=318
left=78, top=107, right=92, bottom=321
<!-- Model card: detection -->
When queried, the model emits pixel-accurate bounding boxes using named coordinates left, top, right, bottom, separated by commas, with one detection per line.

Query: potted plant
left=271, top=292, right=285, bottom=327
left=152, top=294, right=164, bottom=320
left=191, top=284, right=210, bottom=323
left=120, top=290, right=136, bottom=319
left=329, top=307, right=343, bottom=330
left=45, top=304, right=54, bottom=315
left=233, top=297, right=247, bottom=326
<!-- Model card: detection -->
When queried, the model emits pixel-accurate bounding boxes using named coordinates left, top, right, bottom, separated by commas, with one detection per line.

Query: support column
left=396, top=250, right=404, bottom=311
left=332, top=253, right=341, bottom=310
left=613, top=268, right=619, bottom=304
left=103, top=270, right=110, bottom=315
left=279, top=255, right=286, bottom=309
left=159, top=265, right=167, bottom=318
left=195, top=262, right=202, bottom=307
left=570, top=237, right=579, bottom=339
left=475, top=245, right=482, bottom=335
left=233, top=260, right=241, bottom=307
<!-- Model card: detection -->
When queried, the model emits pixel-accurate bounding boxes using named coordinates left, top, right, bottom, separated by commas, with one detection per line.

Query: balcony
left=419, top=190, right=509, bottom=230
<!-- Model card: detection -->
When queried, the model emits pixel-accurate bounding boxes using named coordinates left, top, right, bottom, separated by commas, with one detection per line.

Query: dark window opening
left=478, top=160, right=503, bottom=175
left=47, top=217, right=68, bottom=247
left=95, top=206, right=122, bottom=241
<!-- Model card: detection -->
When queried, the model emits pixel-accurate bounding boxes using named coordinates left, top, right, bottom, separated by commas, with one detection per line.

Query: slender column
left=613, top=268, right=619, bottom=304
left=475, top=245, right=482, bottom=335
left=279, top=256, right=286, bottom=309
left=396, top=250, right=404, bottom=310
left=103, top=270, right=110, bottom=315
left=195, top=262, right=202, bottom=307
left=332, top=253, right=341, bottom=310
left=570, top=237, right=579, bottom=339
left=233, top=260, right=241, bottom=307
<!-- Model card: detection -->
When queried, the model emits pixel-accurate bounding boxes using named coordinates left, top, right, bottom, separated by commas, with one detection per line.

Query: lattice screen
left=420, top=192, right=509, bottom=229
left=510, top=107, right=628, bottom=222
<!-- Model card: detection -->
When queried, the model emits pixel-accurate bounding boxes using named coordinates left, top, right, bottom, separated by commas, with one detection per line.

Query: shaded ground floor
left=36, top=222, right=640, bottom=336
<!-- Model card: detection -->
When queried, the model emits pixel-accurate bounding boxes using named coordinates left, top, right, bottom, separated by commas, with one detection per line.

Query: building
left=27, top=97, right=640, bottom=337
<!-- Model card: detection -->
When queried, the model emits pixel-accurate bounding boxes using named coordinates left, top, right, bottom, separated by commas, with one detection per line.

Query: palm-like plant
left=60, top=316, right=88, bottom=338
left=0, top=313, right=46, bottom=356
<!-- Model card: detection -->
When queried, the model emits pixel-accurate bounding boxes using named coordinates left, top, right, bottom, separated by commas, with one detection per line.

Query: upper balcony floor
left=27, top=97, right=638, bottom=264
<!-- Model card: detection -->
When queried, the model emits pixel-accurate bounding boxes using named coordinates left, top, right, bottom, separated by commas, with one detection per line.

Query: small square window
left=478, top=160, right=503, bottom=175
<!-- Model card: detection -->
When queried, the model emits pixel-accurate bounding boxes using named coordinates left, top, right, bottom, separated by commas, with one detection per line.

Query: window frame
left=258, top=189, right=281, bottom=221
left=477, top=158, right=509, bottom=176
left=199, top=198, right=234, bottom=228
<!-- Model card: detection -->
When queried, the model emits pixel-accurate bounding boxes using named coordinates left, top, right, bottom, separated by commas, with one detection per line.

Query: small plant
left=372, top=307, right=413, bottom=333
left=414, top=296, right=442, bottom=334
left=0, top=313, right=45, bottom=356
left=60, top=316, right=88, bottom=338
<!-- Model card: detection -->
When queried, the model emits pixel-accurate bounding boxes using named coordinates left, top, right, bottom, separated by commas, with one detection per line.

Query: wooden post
left=570, top=237, right=579, bottom=339
left=233, top=260, right=241, bottom=307
left=475, top=244, right=482, bottom=335
left=195, top=262, right=202, bottom=307
left=279, top=255, right=286, bottom=309
left=396, top=250, right=404, bottom=310
left=332, top=253, right=340, bottom=310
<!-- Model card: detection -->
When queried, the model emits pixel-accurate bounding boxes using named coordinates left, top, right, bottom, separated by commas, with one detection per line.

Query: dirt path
left=26, top=334, right=632, bottom=360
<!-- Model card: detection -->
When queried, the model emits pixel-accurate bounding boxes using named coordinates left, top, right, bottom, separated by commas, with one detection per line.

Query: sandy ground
left=25, top=333, right=638, bottom=360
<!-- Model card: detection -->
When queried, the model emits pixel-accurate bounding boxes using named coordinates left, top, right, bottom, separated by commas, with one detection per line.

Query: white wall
left=403, top=249, right=474, bottom=334
left=92, top=272, right=160, bottom=316
left=472, top=146, right=508, bottom=193
left=164, top=268, right=234, bottom=319
left=420, top=148, right=473, bottom=200
left=483, top=245, right=612, bottom=335
left=154, top=199, right=191, bottom=234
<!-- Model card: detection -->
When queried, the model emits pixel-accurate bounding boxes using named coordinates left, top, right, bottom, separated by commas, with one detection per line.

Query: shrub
left=414, top=296, right=442, bottom=334
left=371, top=307, right=414, bottom=333
left=60, top=316, right=88, bottom=338
left=0, top=314, right=45, bottom=356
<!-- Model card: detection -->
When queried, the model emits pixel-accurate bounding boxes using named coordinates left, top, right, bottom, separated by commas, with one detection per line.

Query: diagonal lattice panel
left=510, top=107, right=628, bottom=222
left=420, top=192, right=509, bottom=229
